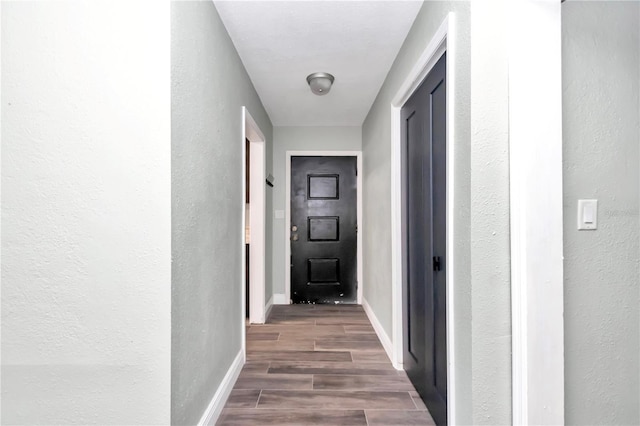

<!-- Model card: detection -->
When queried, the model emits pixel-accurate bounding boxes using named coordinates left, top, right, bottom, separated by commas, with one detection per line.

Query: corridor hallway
left=218, top=305, right=435, bottom=425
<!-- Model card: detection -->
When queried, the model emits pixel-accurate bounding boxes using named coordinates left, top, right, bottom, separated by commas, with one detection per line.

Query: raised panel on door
left=290, top=156, right=357, bottom=304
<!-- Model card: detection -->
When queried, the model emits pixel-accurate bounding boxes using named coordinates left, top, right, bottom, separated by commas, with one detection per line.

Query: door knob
left=292, top=225, right=298, bottom=232
left=291, top=234, right=299, bottom=241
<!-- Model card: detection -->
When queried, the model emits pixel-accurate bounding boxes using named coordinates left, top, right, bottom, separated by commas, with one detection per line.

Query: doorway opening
left=245, top=138, right=250, bottom=318
left=242, top=107, right=267, bottom=325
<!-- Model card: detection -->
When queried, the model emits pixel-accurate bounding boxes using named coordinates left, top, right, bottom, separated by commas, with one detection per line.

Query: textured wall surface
left=1, top=1, right=172, bottom=424
left=271, top=126, right=361, bottom=298
left=171, top=1, right=273, bottom=424
left=563, top=2, right=640, bottom=424
left=469, top=1, right=512, bottom=423
left=361, top=2, right=476, bottom=423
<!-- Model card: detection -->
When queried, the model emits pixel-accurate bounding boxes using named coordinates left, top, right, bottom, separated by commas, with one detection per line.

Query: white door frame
left=389, top=13, right=456, bottom=423
left=508, top=1, right=564, bottom=424
left=284, top=151, right=363, bottom=305
left=241, top=107, right=267, bottom=325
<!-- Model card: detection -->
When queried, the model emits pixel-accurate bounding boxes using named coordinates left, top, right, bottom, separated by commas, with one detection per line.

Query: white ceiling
left=214, top=1, right=423, bottom=127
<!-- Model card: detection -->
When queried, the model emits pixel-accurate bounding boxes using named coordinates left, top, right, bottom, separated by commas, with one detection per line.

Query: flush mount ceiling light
left=306, top=72, right=335, bottom=96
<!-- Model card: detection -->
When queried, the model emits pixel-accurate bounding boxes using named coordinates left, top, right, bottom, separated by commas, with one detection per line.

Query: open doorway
left=242, top=107, right=267, bottom=325
left=245, top=138, right=250, bottom=318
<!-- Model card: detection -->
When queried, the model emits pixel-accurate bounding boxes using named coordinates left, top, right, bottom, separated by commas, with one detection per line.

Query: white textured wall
left=1, top=1, right=172, bottom=424
left=563, top=2, right=640, bottom=424
left=270, top=126, right=361, bottom=298
left=470, top=1, right=512, bottom=423
left=171, top=1, right=272, bottom=424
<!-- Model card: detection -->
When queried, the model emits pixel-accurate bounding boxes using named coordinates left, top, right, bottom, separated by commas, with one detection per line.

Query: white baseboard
left=272, top=293, right=288, bottom=305
left=265, top=295, right=274, bottom=321
left=197, top=350, right=244, bottom=426
left=362, top=298, right=397, bottom=369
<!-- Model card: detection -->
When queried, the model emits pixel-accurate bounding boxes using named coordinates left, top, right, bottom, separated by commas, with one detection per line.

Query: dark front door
left=290, top=156, right=357, bottom=304
left=401, top=53, right=447, bottom=425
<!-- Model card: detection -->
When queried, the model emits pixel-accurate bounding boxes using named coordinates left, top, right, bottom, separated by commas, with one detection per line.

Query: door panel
left=291, top=156, right=357, bottom=304
left=402, top=53, right=447, bottom=425
left=406, top=107, right=429, bottom=374
left=431, top=77, right=447, bottom=404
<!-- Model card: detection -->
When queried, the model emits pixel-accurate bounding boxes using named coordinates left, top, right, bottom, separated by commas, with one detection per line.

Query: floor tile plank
left=258, top=390, right=416, bottom=409
left=315, top=339, right=385, bottom=352
left=365, top=409, right=436, bottom=425
left=315, top=317, right=372, bottom=325
left=218, top=409, right=367, bottom=426
left=351, top=350, right=392, bottom=363
left=313, top=374, right=415, bottom=391
left=309, top=334, right=381, bottom=342
left=245, top=333, right=280, bottom=341
left=225, top=389, right=261, bottom=408
left=265, top=317, right=316, bottom=325
left=247, top=350, right=352, bottom=362
left=240, top=362, right=270, bottom=374
left=268, top=361, right=397, bottom=376
left=248, top=324, right=345, bottom=334
left=234, top=373, right=312, bottom=390
left=344, top=325, right=376, bottom=334
left=247, top=340, right=315, bottom=351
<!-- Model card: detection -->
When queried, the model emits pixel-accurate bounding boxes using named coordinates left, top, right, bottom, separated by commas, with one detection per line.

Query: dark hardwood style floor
left=218, top=304, right=435, bottom=426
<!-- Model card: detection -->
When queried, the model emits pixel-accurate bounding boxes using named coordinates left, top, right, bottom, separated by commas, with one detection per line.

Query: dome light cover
left=306, top=72, right=335, bottom=96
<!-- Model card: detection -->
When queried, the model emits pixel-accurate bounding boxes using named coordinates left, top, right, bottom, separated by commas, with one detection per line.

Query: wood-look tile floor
left=218, top=304, right=435, bottom=426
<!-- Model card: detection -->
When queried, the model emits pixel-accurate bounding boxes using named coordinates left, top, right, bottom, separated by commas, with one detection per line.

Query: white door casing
left=242, top=107, right=267, bottom=327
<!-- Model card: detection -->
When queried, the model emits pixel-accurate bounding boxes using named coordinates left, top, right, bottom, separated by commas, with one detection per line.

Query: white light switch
left=578, top=199, right=598, bottom=230
left=275, top=209, right=285, bottom=219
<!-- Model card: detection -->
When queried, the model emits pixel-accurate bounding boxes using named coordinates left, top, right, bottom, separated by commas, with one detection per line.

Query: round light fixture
left=306, top=72, right=335, bottom=96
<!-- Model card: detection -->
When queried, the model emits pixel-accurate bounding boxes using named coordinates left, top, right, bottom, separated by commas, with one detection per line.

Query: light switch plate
left=275, top=209, right=285, bottom=219
left=577, top=199, right=598, bottom=230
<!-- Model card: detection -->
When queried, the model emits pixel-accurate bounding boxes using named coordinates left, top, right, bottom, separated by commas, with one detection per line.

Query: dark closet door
left=401, top=53, right=447, bottom=425
left=290, top=156, right=357, bottom=304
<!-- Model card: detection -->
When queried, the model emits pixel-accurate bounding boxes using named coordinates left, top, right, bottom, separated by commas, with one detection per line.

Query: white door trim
left=284, top=151, right=363, bottom=305
left=242, top=107, right=267, bottom=326
left=507, top=2, right=564, bottom=424
left=389, top=13, right=456, bottom=424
